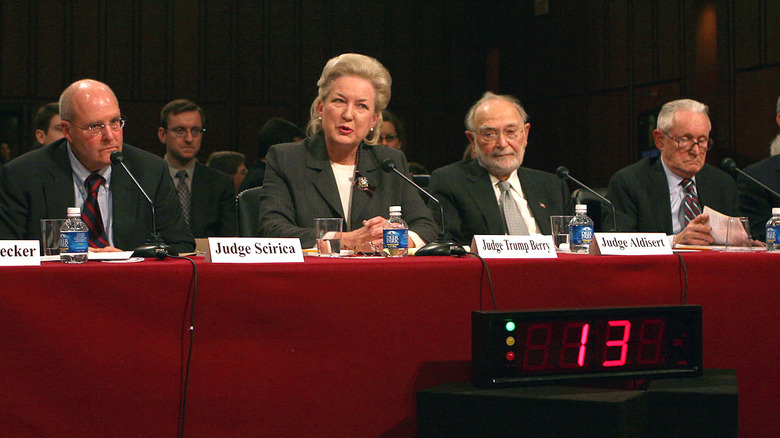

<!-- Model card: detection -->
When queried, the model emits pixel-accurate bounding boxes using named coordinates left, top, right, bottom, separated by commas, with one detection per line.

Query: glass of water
left=315, top=218, right=343, bottom=257
left=550, top=215, right=574, bottom=252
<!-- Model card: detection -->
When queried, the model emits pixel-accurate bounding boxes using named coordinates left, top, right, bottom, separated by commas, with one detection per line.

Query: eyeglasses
left=662, top=130, right=713, bottom=152
left=476, top=127, right=523, bottom=143
left=66, top=116, right=126, bottom=137
left=379, top=134, right=398, bottom=142
left=168, top=127, right=205, bottom=138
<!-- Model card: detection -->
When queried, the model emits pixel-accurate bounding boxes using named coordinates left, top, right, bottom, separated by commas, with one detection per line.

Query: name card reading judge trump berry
left=205, top=238, right=303, bottom=263
left=0, top=241, right=41, bottom=266
left=471, top=235, right=557, bottom=259
left=592, top=233, right=672, bottom=256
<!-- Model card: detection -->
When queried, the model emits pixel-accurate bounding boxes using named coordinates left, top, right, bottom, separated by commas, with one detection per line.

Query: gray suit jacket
left=0, top=138, right=194, bottom=253
left=187, top=161, right=237, bottom=238
left=607, top=156, right=739, bottom=233
left=428, top=159, right=572, bottom=245
left=258, top=134, right=438, bottom=247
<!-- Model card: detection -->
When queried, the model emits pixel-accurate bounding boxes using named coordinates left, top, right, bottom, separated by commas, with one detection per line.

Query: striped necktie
left=497, top=180, right=529, bottom=235
left=82, top=173, right=109, bottom=248
left=681, top=178, right=702, bottom=225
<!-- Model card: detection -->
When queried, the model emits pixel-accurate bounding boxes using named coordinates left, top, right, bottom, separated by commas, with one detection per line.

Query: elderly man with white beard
left=427, top=92, right=572, bottom=245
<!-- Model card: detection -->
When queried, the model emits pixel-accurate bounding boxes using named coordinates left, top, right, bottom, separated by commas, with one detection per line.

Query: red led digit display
left=472, top=306, right=702, bottom=387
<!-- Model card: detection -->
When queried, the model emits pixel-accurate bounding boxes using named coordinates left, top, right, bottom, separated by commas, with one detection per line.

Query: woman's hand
left=341, top=216, right=386, bottom=251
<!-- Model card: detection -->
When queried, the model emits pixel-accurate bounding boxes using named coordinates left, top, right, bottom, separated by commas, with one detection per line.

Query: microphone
left=111, top=151, right=175, bottom=259
left=556, top=166, right=618, bottom=232
left=721, top=157, right=780, bottom=200
left=380, top=158, right=463, bottom=256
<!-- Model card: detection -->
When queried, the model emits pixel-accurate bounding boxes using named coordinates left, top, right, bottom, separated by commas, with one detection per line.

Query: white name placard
left=593, top=233, right=672, bottom=255
left=0, top=241, right=41, bottom=266
left=471, top=235, right=557, bottom=258
left=205, top=238, right=304, bottom=263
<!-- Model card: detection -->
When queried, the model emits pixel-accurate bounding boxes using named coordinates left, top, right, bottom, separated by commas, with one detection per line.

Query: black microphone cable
left=451, top=246, right=497, bottom=310
left=673, top=252, right=689, bottom=305
left=169, top=255, right=198, bottom=438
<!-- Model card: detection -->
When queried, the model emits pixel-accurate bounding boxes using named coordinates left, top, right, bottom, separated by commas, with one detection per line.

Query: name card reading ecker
left=205, top=238, right=303, bottom=263
left=593, top=233, right=672, bottom=255
left=471, top=235, right=557, bottom=259
left=0, top=241, right=41, bottom=266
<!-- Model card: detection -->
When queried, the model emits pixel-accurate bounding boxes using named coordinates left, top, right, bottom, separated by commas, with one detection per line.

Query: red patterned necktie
left=82, top=173, right=109, bottom=248
left=681, top=178, right=702, bottom=226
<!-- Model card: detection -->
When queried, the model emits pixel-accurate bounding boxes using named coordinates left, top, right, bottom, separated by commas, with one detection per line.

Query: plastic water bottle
left=569, top=204, right=594, bottom=254
left=383, top=206, right=408, bottom=257
left=60, top=207, right=89, bottom=263
left=766, top=207, right=780, bottom=252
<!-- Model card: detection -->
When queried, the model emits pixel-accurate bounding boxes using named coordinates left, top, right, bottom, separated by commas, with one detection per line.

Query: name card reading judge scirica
left=0, top=241, right=41, bottom=266
left=592, top=233, right=672, bottom=255
left=471, top=235, right=557, bottom=259
left=205, top=238, right=303, bottom=263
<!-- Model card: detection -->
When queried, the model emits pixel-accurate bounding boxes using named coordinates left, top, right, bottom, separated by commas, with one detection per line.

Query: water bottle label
left=570, top=225, right=593, bottom=245
left=60, top=231, right=89, bottom=253
left=383, top=229, right=408, bottom=249
left=767, top=226, right=779, bottom=244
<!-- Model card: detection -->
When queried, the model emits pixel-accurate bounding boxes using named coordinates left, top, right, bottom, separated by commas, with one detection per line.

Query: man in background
left=238, top=117, right=304, bottom=192
left=0, top=79, right=193, bottom=253
left=607, top=98, right=739, bottom=245
left=207, top=150, right=247, bottom=194
left=428, top=92, right=571, bottom=245
left=34, top=102, right=65, bottom=148
left=159, top=99, right=236, bottom=237
left=737, top=94, right=780, bottom=240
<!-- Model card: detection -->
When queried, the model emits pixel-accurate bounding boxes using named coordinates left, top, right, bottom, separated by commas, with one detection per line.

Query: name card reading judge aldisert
left=205, top=238, right=304, bottom=263
left=0, top=241, right=41, bottom=266
left=592, top=233, right=672, bottom=255
left=471, top=235, right=557, bottom=258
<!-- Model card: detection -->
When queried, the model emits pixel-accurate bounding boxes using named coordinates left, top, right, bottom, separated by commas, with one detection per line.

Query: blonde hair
left=306, top=53, right=391, bottom=144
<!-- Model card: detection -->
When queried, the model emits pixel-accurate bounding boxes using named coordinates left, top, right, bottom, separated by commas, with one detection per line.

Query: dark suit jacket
left=607, top=156, right=739, bottom=234
left=187, top=161, right=237, bottom=238
left=0, top=138, right=195, bottom=253
left=238, top=162, right=265, bottom=193
left=258, top=134, right=438, bottom=247
left=427, top=160, right=572, bottom=245
left=738, top=154, right=780, bottom=240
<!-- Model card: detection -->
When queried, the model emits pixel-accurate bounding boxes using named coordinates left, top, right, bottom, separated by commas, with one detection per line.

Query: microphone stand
left=111, top=151, right=176, bottom=259
left=380, top=159, right=462, bottom=256
left=721, top=157, right=780, bottom=200
left=556, top=166, right=618, bottom=232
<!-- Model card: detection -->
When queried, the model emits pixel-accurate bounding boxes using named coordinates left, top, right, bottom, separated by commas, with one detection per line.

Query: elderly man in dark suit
left=607, top=99, right=738, bottom=246
left=428, top=92, right=571, bottom=246
left=0, top=79, right=194, bottom=253
left=158, top=99, right=236, bottom=238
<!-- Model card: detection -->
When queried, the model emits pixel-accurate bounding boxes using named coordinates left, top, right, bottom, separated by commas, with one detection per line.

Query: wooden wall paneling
left=264, top=0, right=300, bottom=108
left=586, top=90, right=631, bottom=187
left=732, top=0, right=761, bottom=69
left=586, top=0, right=609, bottom=92
left=767, top=0, right=780, bottom=63
left=606, top=0, right=630, bottom=90
left=1, top=1, right=31, bottom=96
left=658, top=0, right=683, bottom=82
left=632, top=0, right=656, bottom=85
left=558, top=1, right=587, bottom=96
left=137, top=1, right=168, bottom=101
left=35, top=0, right=68, bottom=98
left=69, top=0, right=103, bottom=82
left=202, top=1, right=234, bottom=103
left=523, top=8, right=563, bottom=101
left=235, top=1, right=265, bottom=104
left=632, top=81, right=681, bottom=162
left=120, top=101, right=167, bottom=154
left=104, top=0, right=135, bottom=99
left=522, top=95, right=587, bottom=176
left=734, top=66, right=780, bottom=164
left=199, top=102, right=231, bottom=158
left=170, top=0, right=200, bottom=98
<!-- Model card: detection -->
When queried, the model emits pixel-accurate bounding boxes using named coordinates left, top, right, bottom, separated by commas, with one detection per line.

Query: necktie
left=82, top=173, right=109, bottom=248
left=176, top=170, right=191, bottom=226
left=681, top=178, right=702, bottom=226
left=497, top=180, right=529, bottom=235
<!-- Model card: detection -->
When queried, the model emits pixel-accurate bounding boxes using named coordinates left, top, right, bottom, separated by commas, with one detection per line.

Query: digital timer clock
left=472, top=305, right=702, bottom=387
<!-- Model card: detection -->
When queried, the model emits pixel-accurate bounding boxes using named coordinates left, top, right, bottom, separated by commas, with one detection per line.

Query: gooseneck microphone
left=110, top=151, right=175, bottom=259
left=720, top=157, right=780, bottom=200
left=380, top=158, right=463, bottom=256
left=556, top=166, right=618, bottom=232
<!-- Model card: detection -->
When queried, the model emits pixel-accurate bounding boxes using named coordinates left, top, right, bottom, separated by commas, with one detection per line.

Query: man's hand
left=673, top=213, right=714, bottom=246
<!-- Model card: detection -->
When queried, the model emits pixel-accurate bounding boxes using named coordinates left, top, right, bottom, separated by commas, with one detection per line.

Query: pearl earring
left=370, top=127, right=374, bottom=132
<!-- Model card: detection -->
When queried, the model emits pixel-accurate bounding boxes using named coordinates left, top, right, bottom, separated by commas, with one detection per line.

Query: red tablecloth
left=0, top=251, right=777, bottom=437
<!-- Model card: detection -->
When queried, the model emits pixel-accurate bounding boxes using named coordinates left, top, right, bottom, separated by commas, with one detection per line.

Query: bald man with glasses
left=0, top=79, right=194, bottom=253
left=606, top=98, right=739, bottom=246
